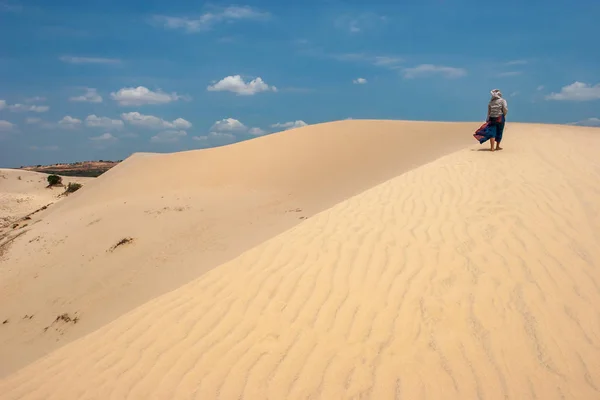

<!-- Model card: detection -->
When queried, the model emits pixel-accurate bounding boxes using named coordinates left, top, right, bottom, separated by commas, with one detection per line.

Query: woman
left=486, top=89, right=508, bottom=151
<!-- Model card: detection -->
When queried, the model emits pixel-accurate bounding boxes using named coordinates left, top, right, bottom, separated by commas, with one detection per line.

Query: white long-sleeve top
left=488, top=95, right=508, bottom=118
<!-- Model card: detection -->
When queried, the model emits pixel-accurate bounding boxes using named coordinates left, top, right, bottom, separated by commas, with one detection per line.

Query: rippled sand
left=1, top=121, right=599, bottom=399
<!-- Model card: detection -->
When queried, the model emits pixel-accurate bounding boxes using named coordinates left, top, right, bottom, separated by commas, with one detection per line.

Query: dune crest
left=0, top=120, right=477, bottom=376
left=1, top=122, right=599, bottom=399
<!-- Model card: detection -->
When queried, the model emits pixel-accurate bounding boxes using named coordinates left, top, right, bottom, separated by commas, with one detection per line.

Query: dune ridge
left=1, top=123, right=599, bottom=399
left=0, top=120, right=478, bottom=376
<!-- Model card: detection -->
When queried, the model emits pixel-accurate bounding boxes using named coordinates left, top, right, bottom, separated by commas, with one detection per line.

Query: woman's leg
left=495, top=121, right=505, bottom=150
left=489, top=121, right=497, bottom=151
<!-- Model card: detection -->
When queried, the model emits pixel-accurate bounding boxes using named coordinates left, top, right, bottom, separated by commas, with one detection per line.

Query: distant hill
left=18, top=160, right=121, bottom=177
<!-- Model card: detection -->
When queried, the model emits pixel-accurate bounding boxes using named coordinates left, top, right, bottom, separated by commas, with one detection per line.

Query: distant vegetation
left=20, top=159, right=122, bottom=177
left=46, top=169, right=109, bottom=178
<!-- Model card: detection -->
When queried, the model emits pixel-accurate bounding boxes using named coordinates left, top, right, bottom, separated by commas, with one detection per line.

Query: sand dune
left=0, top=169, right=93, bottom=263
left=0, top=120, right=478, bottom=376
left=1, top=122, right=599, bottom=399
left=0, top=169, right=93, bottom=227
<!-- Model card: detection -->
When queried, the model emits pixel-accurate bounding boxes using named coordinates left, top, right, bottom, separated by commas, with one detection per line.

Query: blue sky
left=1, top=0, right=599, bottom=167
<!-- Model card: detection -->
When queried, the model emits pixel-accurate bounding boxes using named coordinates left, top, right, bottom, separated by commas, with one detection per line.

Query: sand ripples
left=2, top=126, right=600, bottom=399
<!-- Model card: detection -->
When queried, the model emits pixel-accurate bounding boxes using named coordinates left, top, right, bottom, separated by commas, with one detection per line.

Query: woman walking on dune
left=473, top=89, right=509, bottom=150
left=486, top=89, right=508, bottom=151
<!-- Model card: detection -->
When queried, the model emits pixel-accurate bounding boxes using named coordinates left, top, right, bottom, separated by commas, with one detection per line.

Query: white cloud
left=172, top=118, right=192, bottom=129
left=248, top=127, right=266, bottom=136
left=497, top=71, right=523, bottom=77
left=0, top=100, right=6, bottom=110
left=111, top=86, right=184, bottom=106
left=510, top=91, right=519, bottom=97
left=402, top=64, right=467, bottom=79
left=58, top=116, right=82, bottom=127
left=26, top=117, right=41, bottom=124
left=334, top=13, right=387, bottom=34
left=332, top=53, right=367, bottom=62
left=59, top=56, right=121, bottom=64
left=546, top=82, right=600, bottom=101
left=211, top=118, right=247, bottom=132
left=193, top=117, right=268, bottom=145
left=331, top=53, right=402, bottom=69
left=206, top=118, right=265, bottom=137
left=207, top=75, right=277, bottom=96
left=121, top=112, right=166, bottom=128
left=403, top=64, right=467, bottom=79
left=193, top=132, right=236, bottom=145
left=506, top=60, right=528, bottom=65
left=85, top=115, right=124, bottom=129
left=150, top=130, right=187, bottom=143
left=8, top=104, right=49, bottom=112
left=0, top=120, right=15, bottom=131
left=206, top=132, right=235, bottom=141
left=271, top=120, right=308, bottom=130
left=568, top=118, right=600, bottom=127
left=30, top=145, right=59, bottom=151
left=372, top=56, right=402, bottom=67
left=537, top=85, right=545, bottom=91
left=212, top=132, right=235, bottom=141
left=70, top=88, right=103, bottom=103
left=353, top=78, right=368, bottom=84
left=220, top=5, right=269, bottom=20
left=152, top=6, right=270, bottom=33
left=25, top=96, right=46, bottom=103
left=153, top=15, right=214, bottom=33
left=90, top=133, right=118, bottom=142
left=121, top=112, right=192, bottom=130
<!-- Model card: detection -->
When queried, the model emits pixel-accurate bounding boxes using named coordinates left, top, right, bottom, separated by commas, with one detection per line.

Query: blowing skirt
left=473, top=115, right=505, bottom=144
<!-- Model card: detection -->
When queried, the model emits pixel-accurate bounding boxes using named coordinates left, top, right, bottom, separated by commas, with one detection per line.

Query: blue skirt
left=473, top=116, right=505, bottom=144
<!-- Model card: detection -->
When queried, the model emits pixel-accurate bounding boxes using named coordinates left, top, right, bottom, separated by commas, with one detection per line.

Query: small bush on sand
left=108, top=237, right=134, bottom=252
left=47, top=175, right=62, bottom=186
left=64, top=182, right=82, bottom=194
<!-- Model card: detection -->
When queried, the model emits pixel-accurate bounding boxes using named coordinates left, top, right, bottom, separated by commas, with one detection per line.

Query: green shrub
left=64, top=182, right=82, bottom=194
left=47, top=175, right=62, bottom=186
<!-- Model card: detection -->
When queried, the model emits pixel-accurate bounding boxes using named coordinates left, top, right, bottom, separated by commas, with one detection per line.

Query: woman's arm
left=502, top=99, right=508, bottom=116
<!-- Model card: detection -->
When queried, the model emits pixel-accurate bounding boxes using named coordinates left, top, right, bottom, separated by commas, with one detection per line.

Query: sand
left=0, top=121, right=599, bottom=399
left=0, top=169, right=93, bottom=261
left=0, top=169, right=93, bottom=227
left=0, top=120, right=478, bottom=376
